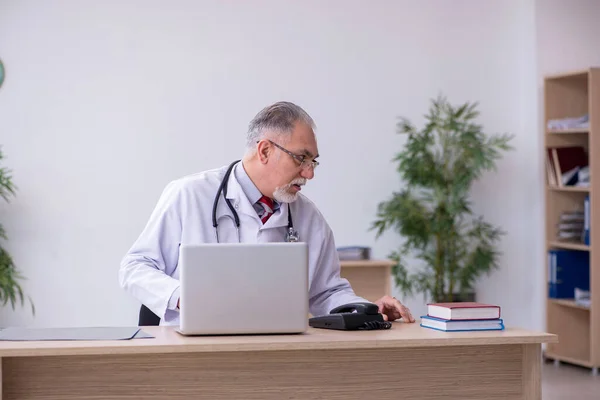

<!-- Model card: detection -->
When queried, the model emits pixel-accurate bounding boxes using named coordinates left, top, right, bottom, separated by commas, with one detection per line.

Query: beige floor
left=542, top=360, right=600, bottom=399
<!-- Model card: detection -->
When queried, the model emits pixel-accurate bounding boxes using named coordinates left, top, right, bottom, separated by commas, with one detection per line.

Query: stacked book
left=420, top=302, right=504, bottom=332
left=557, top=210, right=585, bottom=242
left=336, top=246, right=371, bottom=261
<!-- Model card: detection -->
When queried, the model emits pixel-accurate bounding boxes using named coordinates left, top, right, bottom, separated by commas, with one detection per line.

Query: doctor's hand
left=375, top=295, right=415, bottom=323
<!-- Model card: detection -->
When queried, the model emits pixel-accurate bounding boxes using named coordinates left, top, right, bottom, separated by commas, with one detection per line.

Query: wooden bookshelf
left=340, top=260, right=393, bottom=302
left=543, top=67, right=600, bottom=375
left=544, top=351, right=595, bottom=368
left=547, top=128, right=590, bottom=135
left=547, top=185, right=590, bottom=193
left=548, top=299, right=590, bottom=311
left=547, top=241, right=590, bottom=251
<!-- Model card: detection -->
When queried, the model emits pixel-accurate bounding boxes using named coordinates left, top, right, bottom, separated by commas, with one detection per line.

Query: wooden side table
left=340, top=259, right=394, bottom=302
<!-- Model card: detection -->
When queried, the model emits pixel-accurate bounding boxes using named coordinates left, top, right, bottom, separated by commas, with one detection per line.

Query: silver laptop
left=177, top=242, right=309, bottom=335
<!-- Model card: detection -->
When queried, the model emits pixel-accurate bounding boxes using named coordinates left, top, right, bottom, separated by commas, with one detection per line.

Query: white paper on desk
left=133, top=329, right=154, bottom=339
left=0, top=327, right=144, bottom=341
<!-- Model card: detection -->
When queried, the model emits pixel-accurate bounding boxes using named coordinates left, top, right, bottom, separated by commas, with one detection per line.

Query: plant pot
left=436, top=292, right=476, bottom=303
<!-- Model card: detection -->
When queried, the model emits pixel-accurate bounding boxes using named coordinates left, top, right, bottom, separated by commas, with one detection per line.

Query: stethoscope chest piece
left=286, top=226, right=299, bottom=243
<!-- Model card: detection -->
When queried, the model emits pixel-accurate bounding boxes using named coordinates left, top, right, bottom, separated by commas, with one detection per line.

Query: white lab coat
left=119, top=163, right=367, bottom=326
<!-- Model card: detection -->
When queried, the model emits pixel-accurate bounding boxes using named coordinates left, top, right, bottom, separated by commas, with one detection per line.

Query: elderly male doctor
left=119, top=101, right=415, bottom=326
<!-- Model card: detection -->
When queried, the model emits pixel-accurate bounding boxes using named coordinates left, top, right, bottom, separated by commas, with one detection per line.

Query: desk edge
left=0, top=333, right=558, bottom=358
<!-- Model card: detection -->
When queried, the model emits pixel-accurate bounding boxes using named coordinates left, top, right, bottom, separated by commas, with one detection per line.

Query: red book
left=427, top=302, right=501, bottom=320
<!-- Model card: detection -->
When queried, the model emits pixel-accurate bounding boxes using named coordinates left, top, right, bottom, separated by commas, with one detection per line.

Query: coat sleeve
left=119, top=180, right=184, bottom=323
left=308, top=224, right=369, bottom=317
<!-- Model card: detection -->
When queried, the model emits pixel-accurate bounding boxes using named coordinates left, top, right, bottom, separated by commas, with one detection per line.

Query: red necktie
left=257, top=195, right=274, bottom=224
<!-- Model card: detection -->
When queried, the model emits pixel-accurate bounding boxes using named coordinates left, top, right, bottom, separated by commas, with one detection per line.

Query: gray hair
left=246, top=101, right=316, bottom=152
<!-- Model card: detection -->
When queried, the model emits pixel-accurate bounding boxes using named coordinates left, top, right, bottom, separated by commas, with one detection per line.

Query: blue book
left=548, top=249, right=589, bottom=298
left=420, top=316, right=504, bottom=332
left=584, top=195, right=590, bottom=245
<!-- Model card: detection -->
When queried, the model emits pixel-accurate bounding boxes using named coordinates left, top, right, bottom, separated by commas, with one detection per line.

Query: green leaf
left=372, top=95, right=512, bottom=301
left=0, top=146, right=33, bottom=314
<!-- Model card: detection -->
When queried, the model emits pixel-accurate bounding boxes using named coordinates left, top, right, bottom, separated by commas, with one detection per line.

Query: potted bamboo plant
left=371, top=95, right=513, bottom=303
left=0, top=146, right=33, bottom=314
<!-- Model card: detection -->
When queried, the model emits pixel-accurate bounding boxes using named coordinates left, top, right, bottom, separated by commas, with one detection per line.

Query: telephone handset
left=309, top=302, right=392, bottom=331
left=329, top=302, right=379, bottom=315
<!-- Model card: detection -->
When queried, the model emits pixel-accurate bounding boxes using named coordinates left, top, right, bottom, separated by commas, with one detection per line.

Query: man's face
left=264, top=122, right=319, bottom=203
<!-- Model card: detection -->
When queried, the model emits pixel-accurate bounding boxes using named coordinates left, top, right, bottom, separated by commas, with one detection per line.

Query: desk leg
left=522, top=344, right=542, bottom=400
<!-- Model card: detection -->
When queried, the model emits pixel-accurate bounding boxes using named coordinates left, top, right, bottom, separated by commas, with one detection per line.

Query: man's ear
left=257, top=140, right=271, bottom=164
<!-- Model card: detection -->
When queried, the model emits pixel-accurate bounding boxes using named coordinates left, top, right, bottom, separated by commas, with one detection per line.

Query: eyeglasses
left=260, top=140, right=320, bottom=170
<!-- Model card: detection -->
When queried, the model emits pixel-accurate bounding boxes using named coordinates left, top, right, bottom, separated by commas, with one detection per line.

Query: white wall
left=536, top=0, right=600, bottom=77
left=0, top=0, right=541, bottom=329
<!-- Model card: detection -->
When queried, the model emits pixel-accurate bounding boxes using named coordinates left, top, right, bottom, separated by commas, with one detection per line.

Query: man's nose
left=300, top=166, right=315, bottom=180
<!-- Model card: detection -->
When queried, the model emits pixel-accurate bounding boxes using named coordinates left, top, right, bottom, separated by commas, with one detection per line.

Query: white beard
left=273, top=178, right=307, bottom=203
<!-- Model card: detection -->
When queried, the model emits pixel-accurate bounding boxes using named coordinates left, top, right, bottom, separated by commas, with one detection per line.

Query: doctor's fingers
left=393, top=298, right=414, bottom=322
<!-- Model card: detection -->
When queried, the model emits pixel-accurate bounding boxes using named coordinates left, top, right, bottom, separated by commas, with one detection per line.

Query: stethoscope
left=211, top=160, right=299, bottom=243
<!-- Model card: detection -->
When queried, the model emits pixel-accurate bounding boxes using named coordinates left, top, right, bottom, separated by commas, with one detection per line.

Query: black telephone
left=308, top=302, right=392, bottom=331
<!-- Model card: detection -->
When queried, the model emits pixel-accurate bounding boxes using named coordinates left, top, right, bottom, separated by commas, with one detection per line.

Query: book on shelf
left=554, top=202, right=590, bottom=243
left=547, top=114, right=589, bottom=131
left=575, top=288, right=590, bottom=308
left=420, top=302, right=504, bottom=332
left=584, top=195, right=590, bottom=245
left=546, top=149, right=558, bottom=186
left=548, top=249, right=589, bottom=299
left=545, top=146, right=589, bottom=187
left=336, top=246, right=371, bottom=261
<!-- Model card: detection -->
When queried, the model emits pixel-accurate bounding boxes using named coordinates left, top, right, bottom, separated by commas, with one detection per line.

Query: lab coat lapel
left=225, top=169, right=260, bottom=222
left=263, top=202, right=289, bottom=229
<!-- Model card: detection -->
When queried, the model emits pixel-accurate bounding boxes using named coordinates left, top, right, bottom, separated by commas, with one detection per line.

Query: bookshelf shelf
left=548, top=299, right=590, bottom=311
left=544, top=67, right=599, bottom=372
left=544, top=351, right=594, bottom=368
left=547, top=185, right=590, bottom=193
left=548, top=241, right=590, bottom=251
left=547, top=128, right=589, bottom=135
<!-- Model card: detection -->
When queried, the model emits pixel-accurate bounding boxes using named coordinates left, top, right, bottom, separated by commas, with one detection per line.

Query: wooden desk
left=0, top=323, right=556, bottom=399
left=340, top=259, right=394, bottom=301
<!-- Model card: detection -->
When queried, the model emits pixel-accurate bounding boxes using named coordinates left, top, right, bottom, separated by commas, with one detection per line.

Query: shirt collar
left=234, top=162, right=271, bottom=206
